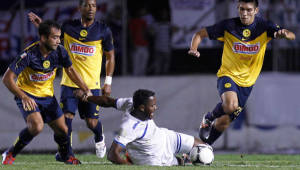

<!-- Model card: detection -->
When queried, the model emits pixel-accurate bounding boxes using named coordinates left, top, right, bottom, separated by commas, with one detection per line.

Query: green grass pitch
left=1, top=154, right=300, bottom=170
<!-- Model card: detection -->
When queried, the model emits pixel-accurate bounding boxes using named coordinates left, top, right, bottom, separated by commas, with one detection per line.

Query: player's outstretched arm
left=188, top=28, right=209, bottom=58
left=28, top=12, right=42, bottom=28
left=107, top=142, right=132, bottom=165
left=64, top=66, right=91, bottom=95
left=73, top=89, right=117, bottom=107
left=274, top=29, right=296, bottom=40
left=102, top=50, right=115, bottom=97
left=2, top=68, right=37, bottom=111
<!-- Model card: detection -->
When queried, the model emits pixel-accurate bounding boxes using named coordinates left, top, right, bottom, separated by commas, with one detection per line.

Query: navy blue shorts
left=217, top=76, right=253, bottom=107
left=15, top=93, right=63, bottom=123
left=60, top=85, right=100, bottom=119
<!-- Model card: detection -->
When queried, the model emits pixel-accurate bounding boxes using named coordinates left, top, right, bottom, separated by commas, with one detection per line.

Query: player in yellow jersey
left=2, top=20, right=89, bottom=165
left=28, top=0, right=115, bottom=159
left=188, top=0, right=295, bottom=145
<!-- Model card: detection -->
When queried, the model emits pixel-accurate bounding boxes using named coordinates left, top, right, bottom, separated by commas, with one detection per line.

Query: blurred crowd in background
left=0, top=0, right=299, bottom=76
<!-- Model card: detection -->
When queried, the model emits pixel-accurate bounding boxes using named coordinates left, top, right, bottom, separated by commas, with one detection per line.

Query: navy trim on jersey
left=113, top=139, right=126, bottom=148
left=176, top=133, right=182, bottom=153
left=62, top=19, right=114, bottom=51
left=132, top=121, right=140, bottom=129
left=206, top=16, right=280, bottom=42
left=137, top=123, right=148, bottom=140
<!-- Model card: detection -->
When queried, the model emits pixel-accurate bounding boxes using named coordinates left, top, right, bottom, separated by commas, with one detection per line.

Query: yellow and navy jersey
left=9, top=42, right=72, bottom=97
left=206, top=16, right=280, bottom=87
left=61, top=19, right=114, bottom=89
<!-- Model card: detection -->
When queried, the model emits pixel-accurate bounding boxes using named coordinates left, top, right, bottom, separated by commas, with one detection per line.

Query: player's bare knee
left=86, top=118, right=98, bottom=129
left=222, top=102, right=239, bottom=114
left=64, top=112, right=74, bottom=119
left=28, top=122, right=44, bottom=135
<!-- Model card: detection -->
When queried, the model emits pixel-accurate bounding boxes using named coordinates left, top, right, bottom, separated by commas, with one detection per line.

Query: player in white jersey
left=74, top=89, right=207, bottom=166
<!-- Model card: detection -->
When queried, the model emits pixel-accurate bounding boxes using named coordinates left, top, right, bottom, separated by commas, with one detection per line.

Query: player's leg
left=84, top=117, right=106, bottom=158
left=48, top=96, right=80, bottom=164
left=199, top=76, right=240, bottom=144
left=204, top=91, right=240, bottom=145
left=201, top=77, right=252, bottom=145
left=79, top=89, right=106, bottom=158
left=59, top=85, right=79, bottom=157
left=48, top=116, right=81, bottom=164
left=2, top=112, right=44, bottom=165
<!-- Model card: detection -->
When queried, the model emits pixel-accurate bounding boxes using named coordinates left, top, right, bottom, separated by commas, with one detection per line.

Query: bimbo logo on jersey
left=233, top=42, right=260, bottom=54
left=29, top=71, right=54, bottom=82
left=70, top=43, right=96, bottom=56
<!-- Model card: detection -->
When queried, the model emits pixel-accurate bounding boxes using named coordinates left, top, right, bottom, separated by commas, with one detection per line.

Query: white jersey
left=114, top=98, right=194, bottom=166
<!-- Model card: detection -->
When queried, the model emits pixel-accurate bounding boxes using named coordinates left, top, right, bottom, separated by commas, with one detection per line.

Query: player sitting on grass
left=2, top=20, right=91, bottom=165
left=74, top=88, right=208, bottom=166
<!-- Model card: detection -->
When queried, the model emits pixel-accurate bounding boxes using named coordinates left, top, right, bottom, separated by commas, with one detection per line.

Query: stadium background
left=0, top=0, right=299, bottom=154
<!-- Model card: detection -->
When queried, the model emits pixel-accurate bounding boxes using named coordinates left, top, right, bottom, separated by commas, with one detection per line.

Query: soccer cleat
left=199, top=113, right=213, bottom=143
left=64, top=156, right=81, bottom=165
left=55, top=152, right=65, bottom=162
left=95, top=135, right=106, bottom=158
left=2, top=151, right=15, bottom=165
left=182, top=153, right=192, bottom=166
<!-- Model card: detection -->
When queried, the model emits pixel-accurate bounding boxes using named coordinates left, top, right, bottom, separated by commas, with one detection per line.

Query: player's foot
left=2, top=150, right=15, bottom=165
left=64, top=156, right=81, bottom=165
left=95, top=135, right=106, bottom=158
left=55, top=152, right=65, bottom=162
left=199, top=113, right=213, bottom=143
left=182, top=153, right=192, bottom=166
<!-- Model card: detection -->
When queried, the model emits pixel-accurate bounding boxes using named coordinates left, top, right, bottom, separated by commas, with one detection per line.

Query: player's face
left=144, top=96, right=157, bottom=119
left=80, top=0, right=97, bottom=21
left=238, top=2, right=258, bottom=25
left=43, top=27, right=61, bottom=51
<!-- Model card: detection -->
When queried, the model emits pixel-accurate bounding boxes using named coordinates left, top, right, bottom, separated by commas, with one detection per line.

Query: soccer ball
left=189, top=144, right=214, bottom=165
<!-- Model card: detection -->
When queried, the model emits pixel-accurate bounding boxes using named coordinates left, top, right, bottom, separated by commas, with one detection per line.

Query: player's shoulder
left=62, top=19, right=81, bottom=28
left=94, top=19, right=111, bottom=30
left=22, top=41, right=40, bottom=57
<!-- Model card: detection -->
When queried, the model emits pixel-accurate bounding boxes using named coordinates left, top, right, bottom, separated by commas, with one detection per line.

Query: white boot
left=95, top=135, right=106, bottom=158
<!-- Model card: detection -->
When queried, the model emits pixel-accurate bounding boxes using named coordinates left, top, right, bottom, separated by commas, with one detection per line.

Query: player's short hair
left=133, top=89, right=155, bottom=109
left=238, top=0, right=259, bottom=7
left=38, top=20, right=60, bottom=38
left=79, top=0, right=96, bottom=6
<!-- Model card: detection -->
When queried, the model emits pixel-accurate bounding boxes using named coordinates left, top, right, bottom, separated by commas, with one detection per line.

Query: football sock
left=90, top=120, right=103, bottom=143
left=9, top=128, right=34, bottom=157
left=205, top=103, right=226, bottom=121
left=65, top=117, right=74, bottom=156
left=54, top=134, right=70, bottom=159
left=206, top=126, right=223, bottom=145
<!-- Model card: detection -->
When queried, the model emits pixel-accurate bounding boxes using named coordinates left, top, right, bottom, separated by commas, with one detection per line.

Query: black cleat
left=199, top=113, right=213, bottom=143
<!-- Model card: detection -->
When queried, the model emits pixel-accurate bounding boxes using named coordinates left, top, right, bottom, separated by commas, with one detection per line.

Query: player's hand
left=274, top=29, right=289, bottom=39
left=28, top=12, right=42, bottom=28
left=21, top=95, right=37, bottom=111
left=73, top=89, right=92, bottom=102
left=102, top=84, right=111, bottom=97
left=188, top=49, right=200, bottom=58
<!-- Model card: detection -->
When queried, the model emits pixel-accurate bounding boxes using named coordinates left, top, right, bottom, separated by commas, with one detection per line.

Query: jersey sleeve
left=205, top=20, right=227, bottom=41
left=58, top=45, right=72, bottom=68
left=102, top=26, right=114, bottom=52
left=266, top=20, right=281, bottom=38
left=8, top=52, right=30, bottom=76
left=116, top=98, right=133, bottom=112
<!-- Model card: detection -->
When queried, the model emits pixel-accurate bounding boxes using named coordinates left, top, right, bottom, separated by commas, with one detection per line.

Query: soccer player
left=28, top=0, right=115, bottom=158
left=73, top=89, right=207, bottom=166
left=1, top=20, right=90, bottom=165
left=188, top=0, right=296, bottom=145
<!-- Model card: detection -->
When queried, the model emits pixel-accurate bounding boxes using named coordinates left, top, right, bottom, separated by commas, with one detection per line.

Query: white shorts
left=161, top=128, right=194, bottom=166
